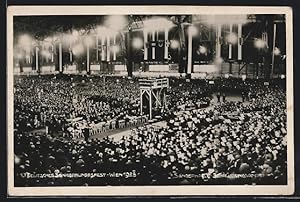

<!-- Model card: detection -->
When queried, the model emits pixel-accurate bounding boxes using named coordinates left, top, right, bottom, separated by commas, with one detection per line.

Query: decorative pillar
left=164, top=28, right=169, bottom=60
left=87, top=44, right=90, bottom=73
left=238, top=23, right=242, bottom=60
left=113, top=34, right=116, bottom=61
left=229, top=24, right=233, bottom=60
left=69, top=42, right=72, bottom=62
left=35, top=46, right=39, bottom=71
left=216, top=24, right=222, bottom=58
left=187, top=26, right=193, bottom=74
left=96, top=34, right=99, bottom=61
left=152, top=30, right=155, bottom=60
left=51, top=44, right=54, bottom=63
left=106, top=35, right=110, bottom=62
left=143, top=30, right=148, bottom=60
left=101, top=35, right=105, bottom=61
left=59, top=42, right=62, bottom=73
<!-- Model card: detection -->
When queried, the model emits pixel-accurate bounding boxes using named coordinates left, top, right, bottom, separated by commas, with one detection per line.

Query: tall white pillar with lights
left=216, top=24, right=222, bottom=59
left=106, top=35, right=110, bottom=62
left=113, top=34, right=116, bottom=61
left=101, top=35, right=105, bottom=61
left=164, top=28, right=169, bottom=60
left=35, top=46, right=39, bottom=71
left=238, top=23, right=242, bottom=60
left=86, top=44, right=90, bottom=73
left=152, top=30, right=155, bottom=60
left=187, top=26, right=197, bottom=75
left=59, top=42, right=62, bottom=73
left=228, top=24, right=233, bottom=60
left=143, top=30, right=148, bottom=60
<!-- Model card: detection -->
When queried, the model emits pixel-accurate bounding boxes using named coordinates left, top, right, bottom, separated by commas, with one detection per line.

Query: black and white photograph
left=7, top=6, right=294, bottom=196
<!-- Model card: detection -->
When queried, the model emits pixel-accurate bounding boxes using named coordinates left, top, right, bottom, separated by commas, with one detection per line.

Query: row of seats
left=87, top=115, right=149, bottom=138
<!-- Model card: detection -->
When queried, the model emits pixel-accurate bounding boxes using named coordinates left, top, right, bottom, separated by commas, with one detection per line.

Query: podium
left=139, top=78, right=169, bottom=120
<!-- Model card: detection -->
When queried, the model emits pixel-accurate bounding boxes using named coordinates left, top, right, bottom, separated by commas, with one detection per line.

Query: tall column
left=152, top=30, right=156, bottom=60
left=26, top=48, right=30, bottom=63
left=106, top=35, right=110, bottom=62
left=228, top=24, right=233, bottom=60
left=216, top=24, right=222, bottom=58
left=51, top=44, right=54, bottom=63
left=35, top=46, right=39, bottom=71
left=96, top=34, right=99, bottom=61
left=113, top=34, right=116, bottom=61
left=87, top=44, right=90, bottom=73
left=59, top=42, right=62, bottom=73
left=187, top=26, right=193, bottom=74
left=101, top=35, right=105, bottom=61
left=238, top=23, right=242, bottom=60
left=143, top=30, right=148, bottom=60
left=69, top=42, right=72, bottom=62
left=164, top=28, right=169, bottom=60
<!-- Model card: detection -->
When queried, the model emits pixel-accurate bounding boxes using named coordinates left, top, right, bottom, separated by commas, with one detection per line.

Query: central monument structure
left=139, top=78, right=169, bottom=120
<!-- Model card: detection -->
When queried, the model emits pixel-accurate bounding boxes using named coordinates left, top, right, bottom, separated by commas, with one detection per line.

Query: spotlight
left=242, top=74, right=247, bottom=81
left=170, top=40, right=180, bottom=49
left=18, top=34, right=32, bottom=47
left=254, top=39, right=266, bottom=49
left=72, top=44, right=84, bottom=56
left=274, top=47, right=281, bottom=56
left=199, top=46, right=207, bottom=54
left=226, top=33, right=238, bottom=44
left=132, top=38, right=143, bottom=49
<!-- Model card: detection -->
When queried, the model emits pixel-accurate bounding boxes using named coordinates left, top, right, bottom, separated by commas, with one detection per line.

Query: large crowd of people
left=14, top=74, right=287, bottom=186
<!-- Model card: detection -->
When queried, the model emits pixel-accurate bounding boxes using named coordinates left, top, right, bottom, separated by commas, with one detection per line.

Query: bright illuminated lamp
left=72, top=44, right=84, bottom=56
left=274, top=47, right=281, bottom=56
left=254, top=39, right=266, bottom=49
left=226, top=33, right=238, bottom=44
left=170, top=40, right=180, bottom=49
left=242, top=74, right=247, bottom=81
left=132, top=38, right=143, bottom=49
left=19, top=34, right=32, bottom=47
left=199, top=46, right=207, bottom=54
left=188, top=26, right=198, bottom=36
left=280, top=74, right=285, bottom=79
